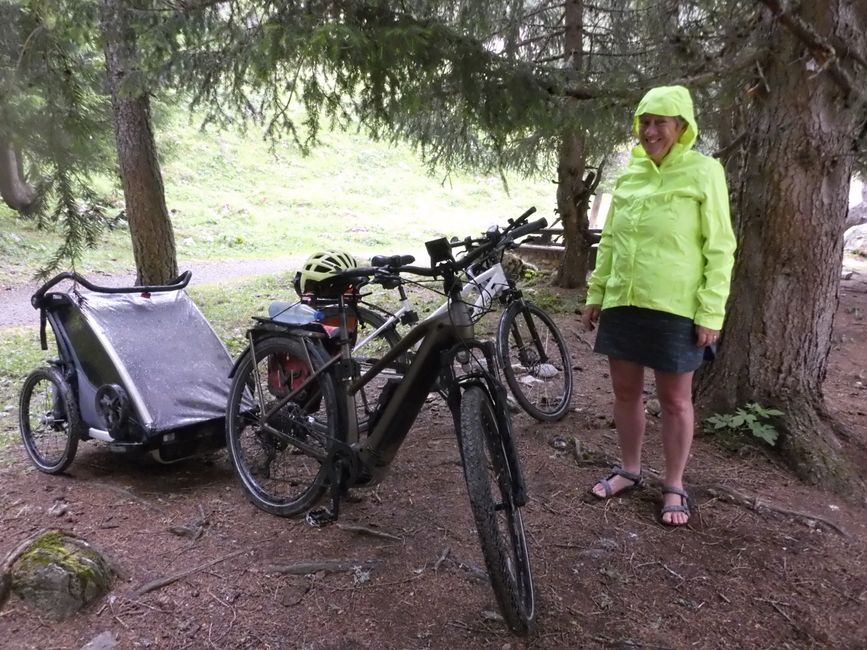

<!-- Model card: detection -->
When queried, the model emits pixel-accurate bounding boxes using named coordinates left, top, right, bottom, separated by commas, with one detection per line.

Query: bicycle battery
left=367, top=377, right=402, bottom=433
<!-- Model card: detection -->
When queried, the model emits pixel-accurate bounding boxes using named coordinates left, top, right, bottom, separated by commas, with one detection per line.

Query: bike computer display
left=425, top=237, right=453, bottom=265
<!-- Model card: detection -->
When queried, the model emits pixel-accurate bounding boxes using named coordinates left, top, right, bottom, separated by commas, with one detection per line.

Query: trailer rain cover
left=77, top=289, right=233, bottom=432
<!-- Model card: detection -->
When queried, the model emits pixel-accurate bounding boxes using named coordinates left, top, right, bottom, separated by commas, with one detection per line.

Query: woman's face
left=638, top=114, right=686, bottom=164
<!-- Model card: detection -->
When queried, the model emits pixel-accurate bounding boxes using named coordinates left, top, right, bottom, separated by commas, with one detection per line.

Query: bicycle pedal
left=305, top=508, right=337, bottom=527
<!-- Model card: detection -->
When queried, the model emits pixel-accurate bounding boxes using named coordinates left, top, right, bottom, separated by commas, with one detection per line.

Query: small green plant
left=703, top=402, right=784, bottom=447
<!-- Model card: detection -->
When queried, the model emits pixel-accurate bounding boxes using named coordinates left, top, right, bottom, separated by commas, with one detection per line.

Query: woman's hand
left=582, top=304, right=602, bottom=331
left=695, top=325, right=719, bottom=347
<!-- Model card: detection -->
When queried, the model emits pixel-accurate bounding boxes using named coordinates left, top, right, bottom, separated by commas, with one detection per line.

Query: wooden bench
left=517, top=227, right=603, bottom=270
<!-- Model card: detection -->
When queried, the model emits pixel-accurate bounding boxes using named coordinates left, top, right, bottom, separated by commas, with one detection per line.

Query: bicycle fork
left=442, top=340, right=528, bottom=507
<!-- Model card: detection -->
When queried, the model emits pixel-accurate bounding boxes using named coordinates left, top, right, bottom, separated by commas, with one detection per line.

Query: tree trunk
left=555, top=134, right=590, bottom=287
left=696, top=0, right=867, bottom=494
left=554, top=0, right=590, bottom=288
left=0, top=141, right=37, bottom=214
left=102, top=0, right=177, bottom=285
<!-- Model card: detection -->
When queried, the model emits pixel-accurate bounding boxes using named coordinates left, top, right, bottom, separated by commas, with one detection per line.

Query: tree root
left=706, top=485, right=848, bottom=536
left=131, top=549, right=246, bottom=598
left=263, top=559, right=381, bottom=576
left=335, top=522, right=402, bottom=542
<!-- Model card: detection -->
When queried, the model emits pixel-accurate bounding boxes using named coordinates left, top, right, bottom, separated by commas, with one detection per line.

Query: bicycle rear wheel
left=459, top=385, right=535, bottom=635
left=497, top=301, right=573, bottom=422
left=226, top=336, right=340, bottom=517
left=19, top=367, right=80, bottom=474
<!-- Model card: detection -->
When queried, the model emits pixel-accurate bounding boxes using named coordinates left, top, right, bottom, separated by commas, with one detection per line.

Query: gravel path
left=0, top=256, right=304, bottom=329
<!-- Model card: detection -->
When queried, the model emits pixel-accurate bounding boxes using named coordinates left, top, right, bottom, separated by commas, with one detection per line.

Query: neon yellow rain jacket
left=586, top=85, right=736, bottom=331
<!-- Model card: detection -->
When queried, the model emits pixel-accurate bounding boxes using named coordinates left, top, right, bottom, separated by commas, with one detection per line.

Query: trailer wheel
left=95, top=384, right=130, bottom=436
left=20, top=367, right=81, bottom=474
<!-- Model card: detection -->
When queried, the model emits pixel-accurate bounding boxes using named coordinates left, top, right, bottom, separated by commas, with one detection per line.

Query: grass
left=0, top=328, right=47, bottom=449
left=0, top=107, right=555, bottom=285
left=0, top=106, right=563, bottom=454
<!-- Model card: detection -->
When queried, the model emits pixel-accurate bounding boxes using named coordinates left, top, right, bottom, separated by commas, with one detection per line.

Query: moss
left=19, top=532, right=94, bottom=577
left=13, top=531, right=113, bottom=609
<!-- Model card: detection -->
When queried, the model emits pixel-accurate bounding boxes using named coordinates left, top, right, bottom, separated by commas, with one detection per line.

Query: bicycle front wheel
left=19, top=367, right=80, bottom=474
left=497, top=301, right=573, bottom=422
left=459, top=385, right=535, bottom=635
left=226, top=336, right=340, bottom=517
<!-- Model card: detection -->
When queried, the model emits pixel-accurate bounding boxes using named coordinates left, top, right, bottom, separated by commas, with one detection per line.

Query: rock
left=47, top=502, right=68, bottom=517
left=843, top=223, right=867, bottom=255
left=2, top=530, right=115, bottom=619
left=645, top=398, right=661, bottom=416
left=80, top=631, right=118, bottom=650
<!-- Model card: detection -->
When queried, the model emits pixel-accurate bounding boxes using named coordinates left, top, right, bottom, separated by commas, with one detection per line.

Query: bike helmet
left=293, top=250, right=359, bottom=298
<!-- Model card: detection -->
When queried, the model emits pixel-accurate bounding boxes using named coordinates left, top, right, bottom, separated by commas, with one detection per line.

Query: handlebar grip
left=510, top=217, right=547, bottom=240
left=394, top=265, right=438, bottom=277
left=370, top=254, right=416, bottom=267
left=515, top=206, right=537, bottom=224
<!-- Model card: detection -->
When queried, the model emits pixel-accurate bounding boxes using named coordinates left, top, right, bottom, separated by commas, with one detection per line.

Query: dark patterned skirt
left=594, top=306, right=708, bottom=374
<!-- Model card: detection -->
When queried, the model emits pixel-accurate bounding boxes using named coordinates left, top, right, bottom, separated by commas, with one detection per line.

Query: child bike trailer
left=19, top=271, right=233, bottom=473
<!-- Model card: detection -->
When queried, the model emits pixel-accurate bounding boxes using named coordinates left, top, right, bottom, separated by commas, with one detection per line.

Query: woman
left=581, top=85, right=736, bottom=526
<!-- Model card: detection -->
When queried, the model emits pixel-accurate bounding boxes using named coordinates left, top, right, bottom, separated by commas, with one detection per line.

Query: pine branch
left=759, top=0, right=865, bottom=101
left=557, top=46, right=765, bottom=101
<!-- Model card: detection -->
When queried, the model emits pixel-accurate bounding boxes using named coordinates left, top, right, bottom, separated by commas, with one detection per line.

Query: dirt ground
left=1, top=275, right=866, bottom=650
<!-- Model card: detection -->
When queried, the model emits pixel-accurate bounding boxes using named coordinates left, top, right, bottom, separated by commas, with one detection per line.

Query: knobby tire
left=497, top=301, right=573, bottom=422
left=459, top=385, right=535, bottom=635
left=226, top=336, right=340, bottom=517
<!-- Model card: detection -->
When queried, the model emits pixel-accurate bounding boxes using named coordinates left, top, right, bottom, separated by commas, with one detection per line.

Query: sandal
left=660, top=485, right=691, bottom=526
left=590, top=466, right=643, bottom=500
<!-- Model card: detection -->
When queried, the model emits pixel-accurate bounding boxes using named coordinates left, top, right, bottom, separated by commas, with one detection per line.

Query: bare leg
left=654, top=369, right=695, bottom=525
left=591, top=358, right=645, bottom=497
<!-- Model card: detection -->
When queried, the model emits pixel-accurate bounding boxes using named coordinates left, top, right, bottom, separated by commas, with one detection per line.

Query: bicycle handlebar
left=31, top=270, right=193, bottom=308
left=510, top=216, right=547, bottom=241
left=332, top=210, right=547, bottom=288
left=449, top=206, right=541, bottom=252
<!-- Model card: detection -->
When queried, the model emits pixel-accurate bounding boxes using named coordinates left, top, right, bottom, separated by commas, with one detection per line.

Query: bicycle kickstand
left=305, top=457, right=345, bottom=527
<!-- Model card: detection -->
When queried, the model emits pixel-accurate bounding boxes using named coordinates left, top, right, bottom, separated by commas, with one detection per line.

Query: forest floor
left=0, top=266, right=866, bottom=650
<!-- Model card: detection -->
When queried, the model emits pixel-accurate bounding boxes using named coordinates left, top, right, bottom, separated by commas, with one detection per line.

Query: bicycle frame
left=352, top=260, right=513, bottom=357
left=238, top=281, right=529, bottom=523
left=341, top=287, right=475, bottom=485
left=432, top=261, right=512, bottom=320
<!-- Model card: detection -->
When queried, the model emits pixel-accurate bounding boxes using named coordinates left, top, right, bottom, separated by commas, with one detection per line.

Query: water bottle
left=269, top=301, right=324, bottom=325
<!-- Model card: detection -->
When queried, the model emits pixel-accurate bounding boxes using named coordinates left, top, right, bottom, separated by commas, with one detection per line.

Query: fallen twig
left=335, top=522, right=402, bottom=542
left=706, top=485, right=848, bottom=536
left=574, top=333, right=594, bottom=351
left=659, top=562, right=684, bottom=581
left=132, top=549, right=246, bottom=598
left=263, top=559, right=381, bottom=576
left=452, top=557, right=488, bottom=582
left=433, top=547, right=450, bottom=571
left=169, top=505, right=209, bottom=540
left=754, top=597, right=796, bottom=627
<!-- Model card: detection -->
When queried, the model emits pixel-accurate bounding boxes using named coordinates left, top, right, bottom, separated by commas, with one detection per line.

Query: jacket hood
left=632, top=85, right=698, bottom=150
